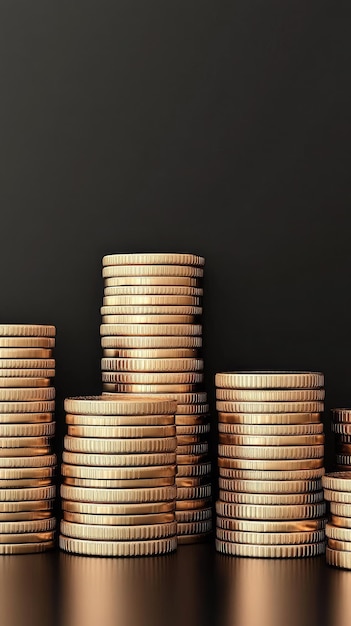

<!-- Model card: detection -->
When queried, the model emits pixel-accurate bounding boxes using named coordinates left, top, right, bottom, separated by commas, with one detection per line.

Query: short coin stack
left=323, top=472, right=351, bottom=569
left=215, top=371, right=326, bottom=558
left=59, top=395, right=178, bottom=556
left=331, top=409, right=351, bottom=469
left=0, top=324, right=56, bottom=554
left=100, top=253, right=212, bottom=544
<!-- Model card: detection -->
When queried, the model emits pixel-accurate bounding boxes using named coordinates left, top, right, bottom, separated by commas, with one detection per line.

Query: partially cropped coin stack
left=100, top=253, right=212, bottom=543
left=0, top=324, right=56, bottom=554
left=331, top=409, right=351, bottom=469
left=323, top=472, right=351, bottom=569
left=215, top=371, right=326, bottom=558
left=59, top=395, right=178, bottom=556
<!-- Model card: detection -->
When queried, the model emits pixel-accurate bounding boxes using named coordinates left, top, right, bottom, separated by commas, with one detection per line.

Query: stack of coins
left=59, top=395, right=178, bottom=557
left=323, top=472, right=351, bottom=569
left=100, top=253, right=212, bottom=544
left=215, top=371, right=327, bottom=558
left=0, top=324, right=56, bottom=554
left=331, top=409, right=351, bottom=469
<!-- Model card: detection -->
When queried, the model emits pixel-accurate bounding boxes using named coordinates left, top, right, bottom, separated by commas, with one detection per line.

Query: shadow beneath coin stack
left=58, top=543, right=215, bottom=626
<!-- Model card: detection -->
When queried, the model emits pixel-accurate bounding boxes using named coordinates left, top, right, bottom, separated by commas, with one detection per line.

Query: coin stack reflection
left=100, top=253, right=212, bottom=543
left=0, top=324, right=56, bottom=554
left=331, top=409, right=351, bottom=469
left=59, top=395, right=178, bottom=556
left=215, top=371, right=326, bottom=558
left=323, top=472, right=351, bottom=569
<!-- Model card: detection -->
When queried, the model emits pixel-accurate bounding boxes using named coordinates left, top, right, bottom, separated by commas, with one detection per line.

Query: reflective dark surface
left=1, top=545, right=351, bottom=626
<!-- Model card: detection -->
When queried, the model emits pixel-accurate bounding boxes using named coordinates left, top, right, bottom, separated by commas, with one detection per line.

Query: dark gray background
left=0, top=1, right=350, bottom=467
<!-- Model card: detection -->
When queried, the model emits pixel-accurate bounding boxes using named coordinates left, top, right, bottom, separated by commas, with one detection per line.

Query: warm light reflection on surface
left=328, top=565, right=351, bottom=626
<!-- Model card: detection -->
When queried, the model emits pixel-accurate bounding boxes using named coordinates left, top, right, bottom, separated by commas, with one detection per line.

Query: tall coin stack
left=59, top=395, right=178, bottom=556
left=0, top=324, right=56, bottom=554
left=323, top=472, right=351, bottom=569
left=100, top=254, right=212, bottom=544
left=215, top=371, right=327, bottom=558
left=331, top=409, right=351, bottom=469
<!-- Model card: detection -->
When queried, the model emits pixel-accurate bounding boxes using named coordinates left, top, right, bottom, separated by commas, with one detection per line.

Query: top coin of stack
left=215, top=371, right=326, bottom=558
left=331, top=409, right=351, bottom=469
left=100, top=254, right=212, bottom=543
left=0, top=324, right=56, bottom=554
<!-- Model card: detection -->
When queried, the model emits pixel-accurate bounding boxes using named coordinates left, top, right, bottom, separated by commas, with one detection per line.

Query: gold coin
left=216, top=388, right=325, bottom=402
left=332, top=409, right=351, bottom=423
left=336, top=454, right=351, bottom=466
left=176, top=424, right=210, bottom=435
left=102, top=264, right=203, bottom=278
left=216, top=401, right=324, bottom=414
left=104, top=275, right=200, bottom=286
left=215, top=539, right=325, bottom=557
left=216, top=527, right=325, bottom=545
left=63, top=511, right=175, bottom=525
left=218, top=444, right=324, bottom=460
left=102, top=294, right=201, bottom=306
left=103, top=348, right=198, bottom=358
left=0, top=541, right=54, bottom=554
left=155, top=392, right=208, bottom=403
left=0, top=453, right=56, bottom=468
left=66, top=413, right=174, bottom=426
left=328, top=538, right=351, bottom=552
left=61, top=463, right=176, bottom=480
left=0, top=422, right=55, bottom=437
left=218, top=458, right=324, bottom=470
left=62, top=500, right=175, bottom=515
left=331, top=423, right=351, bottom=434
left=177, top=453, right=209, bottom=465
left=330, top=514, right=351, bottom=529
left=177, top=441, right=208, bottom=453
left=0, top=412, right=53, bottom=424
left=339, top=435, right=351, bottom=444
left=0, top=446, right=51, bottom=457
left=218, top=423, right=323, bottom=435
left=218, top=490, right=324, bottom=505
left=102, top=372, right=203, bottom=384
left=175, top=404, right=209, bottom=415
left=326, top=546, right=351, bottom=569
left=102, top=253, right=205, bottom=266
left=175, top=415, right=209, bottom=426
left=101, top=335, right=202, bottom=348
left=215, top=501, right=326, bottom=519
left=337, top=444, right=351, bottom=456
left=0, top=378, right=51, bottom=388
left=176, top=498, right=211, bottom=510
left=216, top=516, right=326, bottom=532
left=175, top=476, right=210, bottom=487
left=64, top=435, right=177, bottom=454
left=62, top=451, right=176, bottom=467
left=0, top=499, right=54, bottom=512
left=0, top=400, right=55, bottom=413
left=101, top=357, right=203, bottom=372
left=176, top=433, right=206, bottom=444
left=0, top=466, right=55, bottom=479
left=177, top=462, right=212, bottom=477
left=177, top=532, right=211, bottom=544
left=64, top=395, right=177, bottom=415
left=324, top=489, right=351, bottom=503
left=0, top=485, right=55, bottom=501
left=175, top=508, right=212, bottom=523
left=218, top=477, right=322, bottom=493
left=0, top=337, right=55, bottom=348
left=61, top=484, right=176, bottom=503
left=0, top=388, right=55, bottom=401
left=60, top=520, right=177, bottom=541
left=100, top=323, right=202, bottom=337
left=177, top=484, right=211, bottom=500
left=218, top=412, right=321, bottom=425
left=326, top=524, right=351, bottom=541
left=102, top=383, right=197, bottom=393
left=0, top=359, right=55, bottom=369
left=104, top=285, right=203, bottom=296
left=215, top=371, right=324, bottom=389
left=218, top=467, right=325, bottom=480
left=59, top=535, right=177, bottom=556
left=0, top=478, right=52, bottom=488
left=322, top=472, right=351, bottom=492
left=0, top=530, right=54, bottom=543
left=0, top=517, right=56, bottom=533
left=0, top=348, right=52, bottom=358
left=177, top=520, right=212, bottom=535
left=101, top=313, right=199, bottom=323
left=0, top=510, right=53, bottom=521
left=64, top=476, right=174, bottom=488
left=218, top=434, right=324, bottom=446
left=0, top=436, right=52, bottom=449
left=0, top=369, right=55, bottom=378
left=67, top=424, right=175, bottom=438
left=0, top=325, right=56, bottom=337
